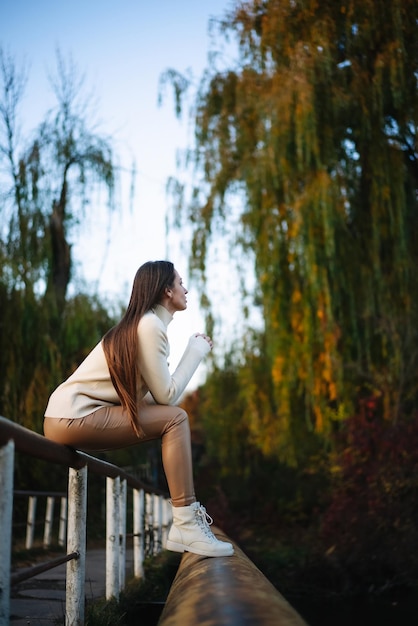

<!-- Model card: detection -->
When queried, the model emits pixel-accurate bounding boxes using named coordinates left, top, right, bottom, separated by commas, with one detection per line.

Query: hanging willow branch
left=167, top=0, right=418, bottom=462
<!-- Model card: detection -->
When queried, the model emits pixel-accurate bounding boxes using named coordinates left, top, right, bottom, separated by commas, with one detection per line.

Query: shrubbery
left=320, top=398, right=418, bottom=590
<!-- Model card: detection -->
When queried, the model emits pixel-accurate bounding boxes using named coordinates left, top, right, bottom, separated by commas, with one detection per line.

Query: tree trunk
left=47, top=177, right=71, bottom=314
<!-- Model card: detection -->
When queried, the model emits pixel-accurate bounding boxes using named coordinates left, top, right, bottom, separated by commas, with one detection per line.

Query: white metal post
left=106, top=476, right=120, bottom=600
left=133, top=488, right=145, bottom=578
left=145, top=492, right=154, bottom=556
left=155, top=494, right=163, bottom=554
left=0, top=440, right=14, bottom=626
left=66, top=465, right=88, bottom=626
left=58, top=496, right=67, bottom=547
left=162, top=498, right=172, bottom=548
left=25, top=495, right=37, bottom=549
left=43, top=496, right=55, bottom=548
left=118, top=479, right=127, bottom=592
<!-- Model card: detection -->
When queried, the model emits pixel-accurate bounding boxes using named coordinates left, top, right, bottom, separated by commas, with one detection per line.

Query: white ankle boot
left=166, top=501, right=234, bottom=557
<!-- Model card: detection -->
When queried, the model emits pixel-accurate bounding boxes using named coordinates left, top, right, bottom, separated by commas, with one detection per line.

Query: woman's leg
left=136, top=403, right=196, bottom=507
left=44, top=405, right=233, bottom=557
left=44, top=401, right=195, bottom=506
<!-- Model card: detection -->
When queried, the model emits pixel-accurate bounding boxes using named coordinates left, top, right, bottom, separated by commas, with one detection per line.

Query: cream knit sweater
left=44, top=304, right=210, bottom=419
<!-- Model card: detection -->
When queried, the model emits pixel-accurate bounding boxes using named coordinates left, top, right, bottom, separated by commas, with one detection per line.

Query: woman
left=44, top=260, right=233, bottom=558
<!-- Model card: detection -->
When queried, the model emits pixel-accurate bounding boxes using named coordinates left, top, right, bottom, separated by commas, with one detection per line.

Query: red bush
left=320, top=398, right=418, bottom=586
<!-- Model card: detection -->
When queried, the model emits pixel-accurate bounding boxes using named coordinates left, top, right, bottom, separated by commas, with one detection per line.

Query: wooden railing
left=0, top=415, right=171, bottom=626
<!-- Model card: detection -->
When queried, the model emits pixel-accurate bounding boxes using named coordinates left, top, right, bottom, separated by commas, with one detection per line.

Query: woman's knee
left=172, top=407, right=188, bottom=425
left=166, top=407, right=189, bottom=434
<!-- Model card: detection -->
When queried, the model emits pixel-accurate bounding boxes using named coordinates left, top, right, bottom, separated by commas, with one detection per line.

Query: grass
left=85, top=550, right=181, bottom=626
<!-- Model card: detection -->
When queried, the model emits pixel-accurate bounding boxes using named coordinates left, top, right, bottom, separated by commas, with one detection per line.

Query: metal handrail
left=14, top=490, right=67, bottom=497
left=1, top=417, right=309, bottom=626
left=11, top=552, right=79, bottom=586
left=0, top=416, right=166, bottom=494
left=0, top=415, right=171, bottom=626
left=159, top=527, right=309, bottom=626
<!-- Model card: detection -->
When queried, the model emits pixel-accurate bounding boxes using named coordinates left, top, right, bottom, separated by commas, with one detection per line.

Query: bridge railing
left=13, top=489, right=68, bottom=550
left=0, top=415, right=171, bottom=626
left=159, top=527, right=309, bottom=626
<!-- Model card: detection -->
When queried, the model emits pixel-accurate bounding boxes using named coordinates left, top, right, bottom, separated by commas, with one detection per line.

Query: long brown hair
left=102, top=261, right=175, bottom=436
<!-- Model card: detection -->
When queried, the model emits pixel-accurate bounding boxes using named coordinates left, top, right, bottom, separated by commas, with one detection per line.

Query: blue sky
left=0, top=0, right=235, bottom=377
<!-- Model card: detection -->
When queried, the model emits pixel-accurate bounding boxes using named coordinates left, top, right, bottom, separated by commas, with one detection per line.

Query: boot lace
left=195, top=505, right=218, bottom=541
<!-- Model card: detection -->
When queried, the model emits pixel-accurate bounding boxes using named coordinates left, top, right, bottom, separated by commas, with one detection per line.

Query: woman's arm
left=137, top=314, right=210, bottom=405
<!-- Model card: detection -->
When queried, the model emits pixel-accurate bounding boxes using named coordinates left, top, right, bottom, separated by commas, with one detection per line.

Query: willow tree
left=1, top=50, right=115, bottom=314
left=0, top=49, right=116, bottom=429
left=168, top=0, right=418, bottom=462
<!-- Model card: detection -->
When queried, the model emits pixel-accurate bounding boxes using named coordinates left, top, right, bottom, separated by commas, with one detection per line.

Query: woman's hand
left=194, top=333, right=213, bottom=349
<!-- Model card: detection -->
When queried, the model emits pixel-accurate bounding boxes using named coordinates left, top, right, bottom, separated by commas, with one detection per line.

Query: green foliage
left=196, top=360, right=251, bottom=476
left=167, top=0, right=418, bottom=460
left=191, top=368, right=418, bottom=594
left=0, top=49, right=115, bottom=312
left=0, top=49, right=118, bottom=438
left=185, top=356, right=327, bottom=526
left=85, top=552, right=180, bottom=626
left=0, top=285, right=115, bottom=433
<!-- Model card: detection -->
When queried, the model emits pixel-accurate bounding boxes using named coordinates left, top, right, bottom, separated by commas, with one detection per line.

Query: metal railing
left=13, top=490, right=68, bottom=550
left=159, top=527, right=309, bottom=626
left=0, top=415, right=172, bottom=626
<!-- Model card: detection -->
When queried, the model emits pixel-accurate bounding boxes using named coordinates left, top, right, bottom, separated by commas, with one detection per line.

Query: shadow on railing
left=0, top=415, right=171, bottom=626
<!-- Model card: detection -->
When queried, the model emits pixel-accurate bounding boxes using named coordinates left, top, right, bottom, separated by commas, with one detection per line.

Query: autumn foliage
left=169, top=0, right=418, bottom=592
left=167, top=0, right=418, bottom=464
left=320, top=399, right=418, bottom=586
left=2, top=1, right=418, bottom=597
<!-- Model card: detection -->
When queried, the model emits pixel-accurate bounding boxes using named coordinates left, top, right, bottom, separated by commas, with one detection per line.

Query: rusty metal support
left=159, top=528, right=308, bottom=626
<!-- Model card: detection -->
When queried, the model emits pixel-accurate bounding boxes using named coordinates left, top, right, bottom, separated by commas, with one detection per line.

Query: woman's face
left=165, top=270, right=188, bottom=313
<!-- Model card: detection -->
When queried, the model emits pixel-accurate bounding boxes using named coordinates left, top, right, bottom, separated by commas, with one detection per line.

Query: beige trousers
left=43, top=401, right=195, bottom=507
